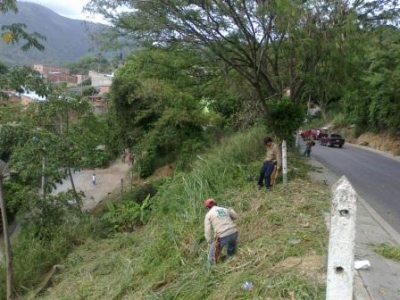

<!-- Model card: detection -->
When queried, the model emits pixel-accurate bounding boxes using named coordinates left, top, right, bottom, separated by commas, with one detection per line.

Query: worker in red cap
left=203, top=198, right=238, bottom=264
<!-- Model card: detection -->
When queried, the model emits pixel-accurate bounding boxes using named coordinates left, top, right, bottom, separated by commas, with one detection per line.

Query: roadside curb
left=307, top=156, right=400, bottom=300
left=347, top=143, right=400, bottom=163
left=357, top=195, right=400, bottom=246
left=309, top=155, right=400, bottom=246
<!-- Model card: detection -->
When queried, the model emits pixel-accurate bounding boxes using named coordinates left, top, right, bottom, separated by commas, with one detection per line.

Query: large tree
left=85, top=0, right=400, bottom=133
left=110, top=45, right=217, bottom=175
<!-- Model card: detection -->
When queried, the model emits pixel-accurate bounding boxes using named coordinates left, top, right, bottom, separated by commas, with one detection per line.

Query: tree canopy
left=86, top=0, right=400, bottom=135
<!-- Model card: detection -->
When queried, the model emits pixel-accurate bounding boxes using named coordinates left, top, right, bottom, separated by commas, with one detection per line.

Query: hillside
left=0, top=2, right=107, bottom=66
left=22, top=128, right=331, bottom=299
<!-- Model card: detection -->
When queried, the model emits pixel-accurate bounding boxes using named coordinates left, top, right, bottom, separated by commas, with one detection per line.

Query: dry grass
left=355, top=132, right=400, bottom=155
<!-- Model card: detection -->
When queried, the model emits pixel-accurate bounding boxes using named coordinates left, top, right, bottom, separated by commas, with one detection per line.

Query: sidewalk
left=308, top=158, right=400, bottom=300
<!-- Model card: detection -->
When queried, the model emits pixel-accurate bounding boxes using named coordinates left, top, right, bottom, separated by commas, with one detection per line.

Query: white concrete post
left=282, top=140, right=287, bottom=185
left=326, top=176, right=358, bottom=300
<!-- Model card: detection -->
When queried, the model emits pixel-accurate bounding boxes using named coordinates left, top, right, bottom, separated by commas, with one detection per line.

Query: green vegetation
left=373, top=244, right=400, bottom=261
left=2, top=0, right=400, bottom=299
left=5, top=127, right=330, bottom=300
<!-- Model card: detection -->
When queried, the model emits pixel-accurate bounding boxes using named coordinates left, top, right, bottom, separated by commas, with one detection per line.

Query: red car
left=300, top=129, right=318, bottom=140
left=320, top=133, right=345, bottom=148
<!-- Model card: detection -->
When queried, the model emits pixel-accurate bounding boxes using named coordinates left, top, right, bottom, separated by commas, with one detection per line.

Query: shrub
left=100, top=194, right=152, bottom=232
left=137, top=150, right=156, bottom=178
left=267, top=97, right=305, bottom=144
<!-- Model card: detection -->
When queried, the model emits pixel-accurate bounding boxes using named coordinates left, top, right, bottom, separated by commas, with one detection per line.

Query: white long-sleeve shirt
left=204, top=206, right=237, bottom=243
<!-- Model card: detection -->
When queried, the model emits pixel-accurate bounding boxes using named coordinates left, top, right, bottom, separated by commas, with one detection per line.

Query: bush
left=267, top=97, right=305, bottom=143
left=82, top=149, right=112, bottom=168
left=332, top=112, right=348, bottom=128
left=137, top=150, right=156, bottom=178
left=100, top=193, right=153, bottom=232
left=129, top=183, right=157, bottom=204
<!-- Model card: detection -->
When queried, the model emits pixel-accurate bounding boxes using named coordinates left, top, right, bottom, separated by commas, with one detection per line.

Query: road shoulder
left=308, top=157, right=400, bottom=300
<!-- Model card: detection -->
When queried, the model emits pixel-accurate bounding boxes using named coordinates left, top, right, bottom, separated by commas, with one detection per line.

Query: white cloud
left=22, top=0, right=106, bottom=23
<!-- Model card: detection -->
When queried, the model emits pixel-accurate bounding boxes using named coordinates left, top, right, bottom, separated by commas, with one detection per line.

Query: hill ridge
left=0, top=1, right=106, bottom=66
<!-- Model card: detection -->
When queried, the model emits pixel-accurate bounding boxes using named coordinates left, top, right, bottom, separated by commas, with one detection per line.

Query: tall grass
left=33, top=127, right=330, bottom=300
left=0, top=214, right=94, bottom=299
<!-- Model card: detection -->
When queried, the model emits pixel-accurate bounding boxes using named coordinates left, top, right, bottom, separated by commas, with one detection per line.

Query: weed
left=372, top=243, right=400, bottom=261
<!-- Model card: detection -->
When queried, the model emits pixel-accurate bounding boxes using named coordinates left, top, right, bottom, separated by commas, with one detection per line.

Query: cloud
left=24, top=0, right=84, bottom=18
left=24, top=0, right=105, bottom=23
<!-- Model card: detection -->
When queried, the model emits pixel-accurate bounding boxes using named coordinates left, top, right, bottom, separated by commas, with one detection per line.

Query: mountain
left=0, top=1, right=107, bottom=66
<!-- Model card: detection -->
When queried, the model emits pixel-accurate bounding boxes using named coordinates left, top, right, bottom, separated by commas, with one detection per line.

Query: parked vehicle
left=320, top=133, right=345, bottom=148
left=300, top=129, right=318, bottom=140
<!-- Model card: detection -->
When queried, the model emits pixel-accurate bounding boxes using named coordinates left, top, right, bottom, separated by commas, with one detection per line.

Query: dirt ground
left=52, top=160, right=176, bottom=212
left=53, top=160, right=131, bottom=211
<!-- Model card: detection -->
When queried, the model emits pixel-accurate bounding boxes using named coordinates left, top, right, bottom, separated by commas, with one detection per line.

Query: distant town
left=8, top=64, right=114, bottom=115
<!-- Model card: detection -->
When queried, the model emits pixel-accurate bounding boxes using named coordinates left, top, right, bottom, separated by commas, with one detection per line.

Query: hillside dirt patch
left=273, top=255, right=326, bottom=284
left=351, top=132, right=400, bottom=156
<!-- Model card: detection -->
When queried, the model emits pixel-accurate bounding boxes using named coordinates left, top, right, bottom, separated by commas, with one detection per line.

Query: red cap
left=204, top=198, right=216, bottom=208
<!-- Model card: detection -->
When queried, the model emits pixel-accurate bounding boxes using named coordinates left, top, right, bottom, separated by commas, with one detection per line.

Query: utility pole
left=0, top=164, right=14, bottom=300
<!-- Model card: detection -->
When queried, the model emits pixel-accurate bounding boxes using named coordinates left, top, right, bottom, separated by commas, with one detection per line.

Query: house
left=86, top=71, right=113, bottom=115
left=33, top=64, right=78, bottom=84
left=88, top=70, right=113, bottom=87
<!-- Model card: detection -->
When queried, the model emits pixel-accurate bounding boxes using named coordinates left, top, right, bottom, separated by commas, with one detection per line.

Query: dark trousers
left=208, top=231, right=238, bottom=264
left=303, top=144, right=312, bottom=157
left=258, top=161, right=275, bottom=188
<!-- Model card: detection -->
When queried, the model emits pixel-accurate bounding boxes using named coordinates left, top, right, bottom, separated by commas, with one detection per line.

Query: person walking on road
left=92, top=173, right=96, bottom=185
left=204, top=198, right=238, bottom=264
left=128, top=152, right=135, bottom=165
left=257, top=137, right=282, bottom=190
left=303, top=131, right=315, bottom=157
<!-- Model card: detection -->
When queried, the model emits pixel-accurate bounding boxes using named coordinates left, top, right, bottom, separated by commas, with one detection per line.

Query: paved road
left=310, top=141, right=400, bottom=233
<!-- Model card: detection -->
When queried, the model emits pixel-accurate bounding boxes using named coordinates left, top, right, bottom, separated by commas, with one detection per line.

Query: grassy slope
left=35, top=128, right=330, bottom=300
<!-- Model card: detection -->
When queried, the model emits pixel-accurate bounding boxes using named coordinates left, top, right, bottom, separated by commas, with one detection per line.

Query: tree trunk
left=41, top=154, right=46, bottom=199
left=0, top=175, right=14, bottom=300
left=68, top=167, right=82, bottom=212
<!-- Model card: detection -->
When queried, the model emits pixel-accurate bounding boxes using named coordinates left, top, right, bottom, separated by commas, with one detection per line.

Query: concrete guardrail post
left=282, top=140, right=287, bottom=185
left=326, top=176, right=358, bottom=300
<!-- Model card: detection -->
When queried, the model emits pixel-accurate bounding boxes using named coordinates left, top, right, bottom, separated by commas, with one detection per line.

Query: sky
left=23, top=0, right=106, bottom=23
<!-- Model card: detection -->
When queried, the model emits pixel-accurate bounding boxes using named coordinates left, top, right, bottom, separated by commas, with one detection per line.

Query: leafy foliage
left=342, top=26, right=400, bottom=133
left=100, top=194, right=152, bottom=232
left=267, top=97, right=305, bottom=144
left=66, top=54, right=114, bottom=75
left=86, top=0, right=400, bottom=137
left=1, top=22, right=45, bottom=51
left=110, top=46, right=220, bottom=176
